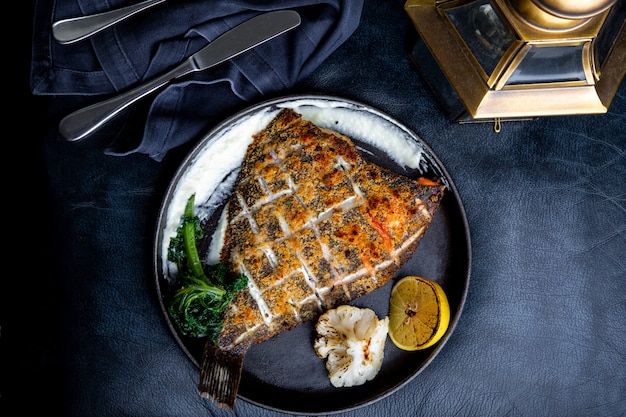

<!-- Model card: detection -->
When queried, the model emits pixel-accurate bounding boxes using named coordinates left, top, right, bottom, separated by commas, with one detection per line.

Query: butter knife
left=59, top=10, right=301, bottom=142
left=52, top=0, right=167, bottom=44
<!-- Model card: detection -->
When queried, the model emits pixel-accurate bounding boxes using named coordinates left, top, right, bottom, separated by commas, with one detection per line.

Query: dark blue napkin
left=31, top=0, right=364, bottom=160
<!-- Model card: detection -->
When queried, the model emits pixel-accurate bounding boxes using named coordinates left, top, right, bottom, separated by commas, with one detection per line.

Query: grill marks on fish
left=199, top=108, right=445, bottom=408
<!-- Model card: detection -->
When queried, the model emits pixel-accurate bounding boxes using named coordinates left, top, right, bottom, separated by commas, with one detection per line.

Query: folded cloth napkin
left=31, top=0, right=364, bottom=161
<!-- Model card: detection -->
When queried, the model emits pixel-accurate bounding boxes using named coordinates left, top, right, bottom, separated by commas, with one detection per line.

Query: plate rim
left=153, top=94, right=472, bottom=414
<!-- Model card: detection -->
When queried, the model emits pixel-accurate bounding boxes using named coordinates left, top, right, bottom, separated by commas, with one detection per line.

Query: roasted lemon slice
left=388, top=276, right=450, bottom=351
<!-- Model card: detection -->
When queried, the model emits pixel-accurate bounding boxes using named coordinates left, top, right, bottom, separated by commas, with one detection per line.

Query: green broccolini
left=167, top=194, right=247, bottom=341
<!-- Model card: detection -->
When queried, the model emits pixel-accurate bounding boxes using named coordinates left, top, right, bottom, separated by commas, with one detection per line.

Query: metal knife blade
left=59, top=10, right=301, bottom=142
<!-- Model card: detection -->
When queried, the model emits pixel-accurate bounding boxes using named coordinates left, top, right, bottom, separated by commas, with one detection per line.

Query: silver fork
left=52, top=0, right=167, bottom=44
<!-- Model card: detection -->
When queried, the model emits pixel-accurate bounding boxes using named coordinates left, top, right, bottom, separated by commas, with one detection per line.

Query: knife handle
left=52, top=0, right=167, bottom=44
left=59, top=60, right=195, bottom=142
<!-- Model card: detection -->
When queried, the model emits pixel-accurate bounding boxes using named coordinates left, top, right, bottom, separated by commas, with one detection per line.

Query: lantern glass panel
left=506, top=44, right=587, bottom=85
left=444, top=0, right=516, bottom=75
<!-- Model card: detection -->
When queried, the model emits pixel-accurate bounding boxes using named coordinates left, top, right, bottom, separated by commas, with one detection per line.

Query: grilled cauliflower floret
left=314, top=305, right=389, bottom=387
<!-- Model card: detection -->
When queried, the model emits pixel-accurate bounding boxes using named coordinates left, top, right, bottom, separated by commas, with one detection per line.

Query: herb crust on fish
left=197, top=108, right=445, bottom=408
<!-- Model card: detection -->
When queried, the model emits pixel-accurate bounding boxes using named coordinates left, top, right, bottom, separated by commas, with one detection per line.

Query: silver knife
left=52, top=0, right=168, bottom=44
left=59, top=10, right=301, bottom=142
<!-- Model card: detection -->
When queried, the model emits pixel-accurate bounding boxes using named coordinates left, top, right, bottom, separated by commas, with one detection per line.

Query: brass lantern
left=405, top=0, right=626, bottom=123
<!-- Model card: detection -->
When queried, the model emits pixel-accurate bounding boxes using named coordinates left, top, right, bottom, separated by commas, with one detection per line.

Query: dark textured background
left=6, top=1, right=625, bottom=416
left=5, top=1, right=58, bottom=414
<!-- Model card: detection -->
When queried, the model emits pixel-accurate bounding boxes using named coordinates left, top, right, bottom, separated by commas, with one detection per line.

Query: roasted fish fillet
left=198, top=108, right=445, bottom=408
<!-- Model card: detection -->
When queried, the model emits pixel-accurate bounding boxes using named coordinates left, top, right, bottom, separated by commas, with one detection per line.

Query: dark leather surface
left=9, top=1, right=625, bottom=416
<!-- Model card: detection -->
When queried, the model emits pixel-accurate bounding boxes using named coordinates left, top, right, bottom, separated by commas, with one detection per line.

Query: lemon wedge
left=388, top=276, right=450, bottom=351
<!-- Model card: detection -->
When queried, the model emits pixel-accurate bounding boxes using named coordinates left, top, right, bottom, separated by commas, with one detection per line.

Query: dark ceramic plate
left=154, top=95, right=471, bottom=415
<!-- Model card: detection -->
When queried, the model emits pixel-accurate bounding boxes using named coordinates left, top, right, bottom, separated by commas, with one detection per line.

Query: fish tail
left=197, top=340, right=246, bottom=409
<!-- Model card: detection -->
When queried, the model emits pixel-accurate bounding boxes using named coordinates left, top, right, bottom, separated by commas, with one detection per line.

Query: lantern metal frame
left=405, top=0, right=625, bottom=122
